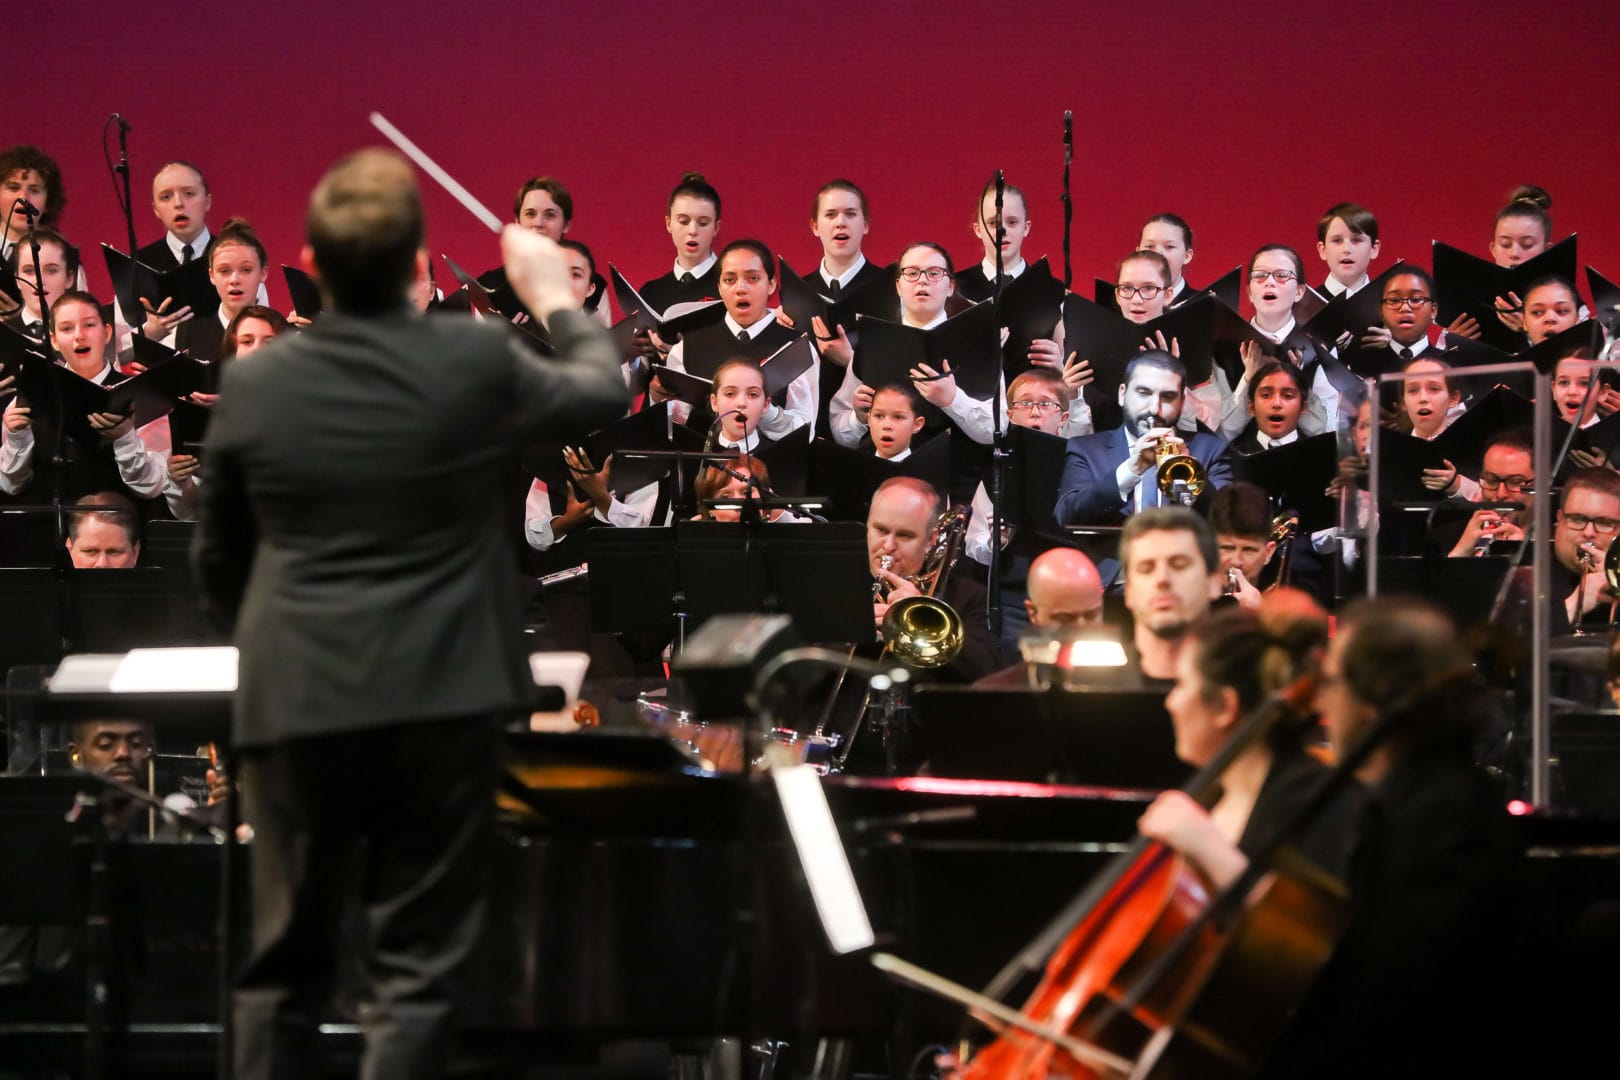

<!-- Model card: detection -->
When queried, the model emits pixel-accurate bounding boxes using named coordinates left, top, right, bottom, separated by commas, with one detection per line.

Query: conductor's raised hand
left=501, top=224, right=576, bottom=321
left=909, top=359, right=957, bottom=407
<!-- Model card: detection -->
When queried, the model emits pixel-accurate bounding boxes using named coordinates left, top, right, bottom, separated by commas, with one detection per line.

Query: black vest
left=175, top=315, right=226, bottom=363
left=679, top=318, right=799, bottom=380
left=639, top=263, right=721, bottom=312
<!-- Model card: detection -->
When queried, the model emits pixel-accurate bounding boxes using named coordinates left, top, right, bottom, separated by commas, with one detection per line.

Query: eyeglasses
left=1115, top=283, right=1166, bottom=300
left=1480, top=473, right=1532, bottom=491
left=898, top=266, right=951, bottom=283
left=1382, top=296, right=1435, bottom=310
left=1563, top=513, right=1620, bottom=534
left=1009, top=399, right=1063, bottom=413
left=1249, top=269, right=1298, bottom=284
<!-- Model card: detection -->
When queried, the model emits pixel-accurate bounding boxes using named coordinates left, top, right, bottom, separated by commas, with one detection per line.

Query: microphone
left=702, top=408, right=746, bottom=453
left=111, top=113, right=132, bottom=133
left=13, top=198, right=36, bottom=225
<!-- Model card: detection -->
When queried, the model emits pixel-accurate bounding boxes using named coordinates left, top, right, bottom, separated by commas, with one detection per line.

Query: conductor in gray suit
left=194, top=148, right=626, bottom=1080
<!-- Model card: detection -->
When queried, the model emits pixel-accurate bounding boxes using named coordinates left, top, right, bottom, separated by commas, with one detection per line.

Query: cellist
left=1138, top=591, right=1366, bottom=891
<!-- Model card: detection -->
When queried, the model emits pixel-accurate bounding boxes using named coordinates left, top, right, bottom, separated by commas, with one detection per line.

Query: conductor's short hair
left=305, top=149, right=423, bottom=315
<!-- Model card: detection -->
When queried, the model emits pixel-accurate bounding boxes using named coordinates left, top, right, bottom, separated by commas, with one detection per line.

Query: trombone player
left=832, top=477, right=1000, bottom=774
left=1054, top=351, right=1233, bottom=527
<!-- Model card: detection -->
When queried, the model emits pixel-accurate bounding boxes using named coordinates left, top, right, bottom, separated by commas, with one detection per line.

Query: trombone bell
left=881, top=596, right=965, bottom=669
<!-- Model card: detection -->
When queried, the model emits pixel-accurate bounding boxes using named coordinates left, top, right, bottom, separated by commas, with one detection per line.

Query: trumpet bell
left=881, top=596, right=964, bottom=669
left=1157, top=452, right=1208, bottom=503
left=1605, top=541, right=1620, bottom=594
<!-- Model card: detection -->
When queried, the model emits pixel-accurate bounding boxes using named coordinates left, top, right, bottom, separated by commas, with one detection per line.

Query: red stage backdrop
left=19, top=1, right=1620, bottom=315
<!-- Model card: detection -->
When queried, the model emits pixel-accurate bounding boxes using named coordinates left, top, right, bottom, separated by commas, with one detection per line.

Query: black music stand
left=912, top=686, right=1188, bottom=788
left=33, top=650, right=237, bottom=1080
left=0, top=568, right=194, bottom=677
left=1376, top=555, right=1516, bottom=628
left=585, top=521, right=873, bottom=648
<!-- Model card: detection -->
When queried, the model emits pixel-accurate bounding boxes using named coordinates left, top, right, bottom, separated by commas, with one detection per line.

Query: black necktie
left=996, top=273, right=1013, bottom=287
left=1398, top=346, right=1413, bottom=361
left=182, top=243, right=194, bottom=263
left=737, top=330, right=750, bottom=344
left=827, top=279, right=842, bottom=298
left=679, top=272, right=695, bottom=285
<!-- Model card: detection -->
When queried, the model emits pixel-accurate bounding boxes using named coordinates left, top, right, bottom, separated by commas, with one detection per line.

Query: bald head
left=1024, top=548, right=1105, bottom=629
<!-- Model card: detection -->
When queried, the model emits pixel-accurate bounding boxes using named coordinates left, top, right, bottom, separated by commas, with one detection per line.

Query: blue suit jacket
left=1054, top=425, right=1234, bottom=525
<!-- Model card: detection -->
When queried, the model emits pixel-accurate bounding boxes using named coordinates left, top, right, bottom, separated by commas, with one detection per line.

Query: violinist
left=1137, top=595, right=1365, bottom=891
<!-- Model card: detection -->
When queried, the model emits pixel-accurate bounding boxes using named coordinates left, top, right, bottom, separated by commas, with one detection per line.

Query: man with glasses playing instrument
left=1552, top=467, right=1620, bottom=634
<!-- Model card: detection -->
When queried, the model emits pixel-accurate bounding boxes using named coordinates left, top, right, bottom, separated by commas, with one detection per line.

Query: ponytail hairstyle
left=1190, top=604, right=1327, bottom=752
left=205, top=216, right=267, bottom=270
left=1494, top=183, right=1552, bottom=237
left=668, top=172, right=721, bottom=217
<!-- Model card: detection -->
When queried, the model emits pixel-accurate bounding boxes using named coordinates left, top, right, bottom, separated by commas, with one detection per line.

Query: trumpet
left=1223, top=567, right=1240, bottom=596
left=1156, top=432, right=1207, bottom=506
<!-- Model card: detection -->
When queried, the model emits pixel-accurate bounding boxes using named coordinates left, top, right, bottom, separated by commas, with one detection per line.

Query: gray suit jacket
left=194, top=308, right=626, bottom=748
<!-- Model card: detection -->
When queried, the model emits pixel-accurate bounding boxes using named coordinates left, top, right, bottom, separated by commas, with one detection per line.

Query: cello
left=876, top=674, right=1348, bottom=1078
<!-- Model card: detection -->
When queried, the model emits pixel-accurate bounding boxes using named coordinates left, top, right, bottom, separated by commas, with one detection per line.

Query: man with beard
left=1054, top=350, right=1232, bottom=529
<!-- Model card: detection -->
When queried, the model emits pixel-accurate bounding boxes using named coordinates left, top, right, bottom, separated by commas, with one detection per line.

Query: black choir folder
left=103, top=243, right=218, bottom=325
left=854, top=302, right=1000, bottom=401
left=811, top=433, right=951, bottom=523
left=1230, top=432, right=1340, bottom=533
left=282, top=264, right=322, bottom=318
left=648, top=336, right=816, bottom=405
left=1433, top=235, right=1579, bottom=352
left=1063, top=293, right=1218, bottom=429
left=994, top=257, right=1065, bottom=382
left=776, top=257, right=899, bottom=338
left=608, top=266, right=726, bottom=338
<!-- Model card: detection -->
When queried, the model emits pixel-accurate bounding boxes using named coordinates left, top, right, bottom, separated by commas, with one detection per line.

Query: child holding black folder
left=175, top=218, right=269, bottom=363
left=652, top=239, right=811, bottom=437
left=156, top=305, right=290, bottom=521
left=1488, top=184, right=1555, bottom=334
left=0, top=290, right=163, bottom=504
left=827, top=242, right=1002, bottom=449
left=1230, top=361, right=1308, bottom=454
left=865, top=384, right=928, bottom=461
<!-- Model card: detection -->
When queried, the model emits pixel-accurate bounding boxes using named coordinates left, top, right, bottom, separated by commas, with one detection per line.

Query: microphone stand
left=111, top=115, right=138, bottom=260
left=986, top=172, right=1009, bottom=642
left=17, top=200, right=77, bottom=654
left=1061, top=110, right=1074, bottom=291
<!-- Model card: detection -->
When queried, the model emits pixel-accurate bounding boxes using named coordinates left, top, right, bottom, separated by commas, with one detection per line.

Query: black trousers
left=233, top=713, right=504, bottom=1080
